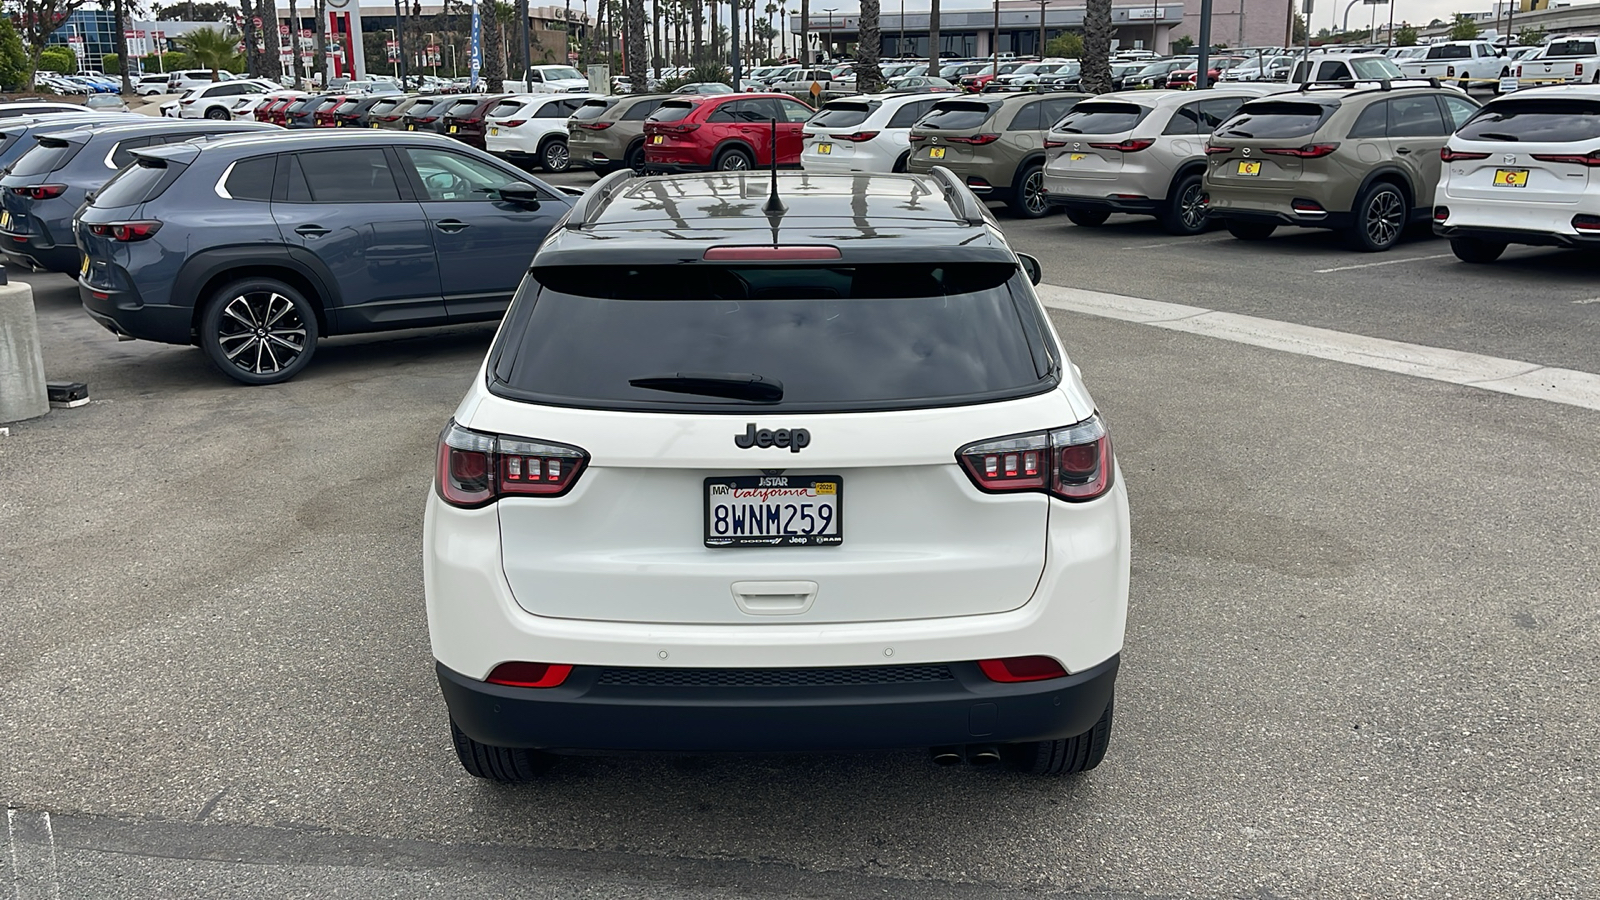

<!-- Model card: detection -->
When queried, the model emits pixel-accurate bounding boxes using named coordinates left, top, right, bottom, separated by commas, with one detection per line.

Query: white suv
left=484, top=93, right=597, bottom=170
left=177, top=80, right=272, bottom=119
left=425, top=168, right=1130, bottom=781
left=167, top=69, right=233, bottom=93
left=801, top=93, right=945, bottom=174
left=1434, top=85, right=1600, bottom=262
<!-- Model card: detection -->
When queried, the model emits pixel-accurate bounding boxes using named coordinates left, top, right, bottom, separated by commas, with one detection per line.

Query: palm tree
left=856, top=0, right=881, bottom=90
left=1080, top=0, right=1111, bottom=92
left=483, top=0, right=507, bottom=88
left=626, top=0, right=646, bottom=86
left=180, top=26, right=241, bottom=82
left=764, top=2, right=778, bottom=57
left=799, top=0, right=809, bottom=63
left=926, top=0, right=938, bottom=77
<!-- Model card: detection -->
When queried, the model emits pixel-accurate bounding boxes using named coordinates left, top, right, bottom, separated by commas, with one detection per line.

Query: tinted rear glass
left=1217, top=101, right=1334, bottom=138
left=811, top=102, right=872, bottom=128
left=10, top=140, right=82, bottom=177
left=494, top=264, right=1053, bottom=413
left=650, top=102, right=697, bottom=122
left=573, top=99, right=615, bottom=120
left=1054, top=102, right=1148, bottom=134
left=92, top=160, right=170, bottom=208
left=1457, top=98, right=1600, bottom=142
left=1428, top=45, right=1471, bottom=59
left=1544, top=40, right=1598, bottom=56
left=920, top=102, right=995, bottom=130
left=490, top=100, right=525, bottom=117
left=224, top=155, right=275, bottom=201
left=622, top=98, right=667, bottom=120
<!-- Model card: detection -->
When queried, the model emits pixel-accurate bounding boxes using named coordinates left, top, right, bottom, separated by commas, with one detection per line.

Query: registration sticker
left=1236, top=160, right=1261, bottom=176
left=1493, top=168, right=1529, bottom=188
left=818, top=143, right=832, bottom=154
left=929, top=146, right=946, bottom=159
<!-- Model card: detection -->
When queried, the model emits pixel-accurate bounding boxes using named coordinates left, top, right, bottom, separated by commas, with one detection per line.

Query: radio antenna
left=762, top=118, right=786, bottom=215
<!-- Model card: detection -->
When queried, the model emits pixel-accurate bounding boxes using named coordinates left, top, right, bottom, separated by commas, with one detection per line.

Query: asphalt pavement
left=2, top=176, right=1598, bottom=899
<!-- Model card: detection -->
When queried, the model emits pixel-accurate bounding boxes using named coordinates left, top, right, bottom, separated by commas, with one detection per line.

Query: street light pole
left=393, top=0, right=407, bottom=86
left=822, top=6, right=836, bottom=62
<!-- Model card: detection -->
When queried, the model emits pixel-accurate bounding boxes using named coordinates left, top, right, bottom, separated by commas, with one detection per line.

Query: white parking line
left=1038, top=284, right=1600, bottom=413
left=1574, top=297, right=1600, bottom=305
left=1117, top=237, right=1230, bottom=251
left=1313, top=253, right=1454, bottom=274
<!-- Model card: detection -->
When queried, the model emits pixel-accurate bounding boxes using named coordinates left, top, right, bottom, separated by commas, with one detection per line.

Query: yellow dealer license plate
left=407, top=124, right=416, bottom=130
left=1493, top=168, right=1529, bottom=187
left=1236, top=161, right=1261, bottom=176
left=651, top=134, right=663, bottom=144
left=0, top=211, right=9, bottom=230
left=817, top=143, right=832, bottom=154
left=80, top=255, right=89, bottom=277
left=929, top=146, right=945, bottom=159
left=370, top=122, right=379, bottom=128
left=1069, top=152, right=1086, bottom=161
left=448, top=125, right=458, bottom=133
left=489, top=126, right=499, bottom=135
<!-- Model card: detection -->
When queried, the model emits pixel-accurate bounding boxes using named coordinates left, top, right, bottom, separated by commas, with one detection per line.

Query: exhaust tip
left=966, top=745, right=1002, bottom=766
left=929, top=746, right=963, bottom=766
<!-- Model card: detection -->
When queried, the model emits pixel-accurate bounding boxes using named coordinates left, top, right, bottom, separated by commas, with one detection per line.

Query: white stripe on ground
left=1038, top=284, right=1600, bottom=413
left=1312, top=253, right=1455, bottom=274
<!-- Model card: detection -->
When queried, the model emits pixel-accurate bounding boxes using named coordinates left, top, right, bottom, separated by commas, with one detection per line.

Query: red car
left=255, top=94, right=300, bottom=126
left=960, top=62, right=1026, bottom=92
left=643, top=93, right=815, bottom=172
left=440, top=94, right=510, bottom=150
left=312, top=95, right=352, bottom=128
left=1167, top=57, right=1247, bottom=89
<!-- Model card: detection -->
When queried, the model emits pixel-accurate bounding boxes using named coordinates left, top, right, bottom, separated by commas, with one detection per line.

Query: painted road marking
left=1313, top=253, right=1454, bottom=274
left=1038, top=284, right=1600, bottom=413
left=1574, top=297, right=1600, bottom=305
left=4, top=810, right=60, bottom=900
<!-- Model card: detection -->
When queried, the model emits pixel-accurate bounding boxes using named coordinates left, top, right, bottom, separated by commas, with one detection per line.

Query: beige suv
left=567, top=93, right=675, bottom=173
left=1204, top=85, right=1480, bottom=251
left=908, top=92, right=1089, bottom=217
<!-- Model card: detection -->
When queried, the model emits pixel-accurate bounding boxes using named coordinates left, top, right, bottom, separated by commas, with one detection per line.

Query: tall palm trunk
left=288, top=0, right=301, bottom=88
left=926, top=0, right=938, bottom=76
left=1080, top=0, right=1111, bottom=93
left=856, top=0, right=880, bottom=90
left=314, top=0, right=328, bottom=86
left=626, top=0, right=645, bottom=83
left=690, top=0, right=703, bottom=62
left=484, top=0, right=506, bottom=87
left=113, top=0, right=131, bottom=93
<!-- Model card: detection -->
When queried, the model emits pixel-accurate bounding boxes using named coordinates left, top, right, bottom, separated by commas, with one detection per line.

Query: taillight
left=1044, top=139, right=1066, bottom=149
left=485, top=662, right=573, bottom=688
left=1578, top=63, right=1585, bottom=77
left=181, top=99, right=196, bottom=105
left=1262, top=143, right=1339, bottom=158
left=978, top=656, right=1068, bottom=683
left=88, top=221, right=161, bottom=242
left=436, top=421, right=588, bottom=508
left=577, top=121, right=612, bottom=129
left=909, top=134, right=927, bottom=142
left=500, top=118, right=527, bottom=127
left=11, top=184, right=66, bottom=200
left=1088, top=138, right=1154, bottom=152
left=948, top=133, right=1000, bottom=145
left=1447, top=65, right=1456, bottom=77
left=417, top=116, right=437, bottom=123
left=463, top=117, right=481, bottom=124
left=1573, top=214, right=1600, bottom=232
left=1515, top=65, right=1523, bottom=77
left=1434, top=205, right=1450, bottom=222
left=1441, top=148, right=1490, bottom=162
left=834, top=130, right=879, bottom=142
left=1531, top=150, right=1600, bottom=167
left=1205, top=144, right=1234, bottom=155
left=956, top=414, right=1114, bottom=502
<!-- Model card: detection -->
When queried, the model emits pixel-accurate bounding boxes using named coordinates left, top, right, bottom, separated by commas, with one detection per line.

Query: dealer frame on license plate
left=651, top=134, right=664, bottom=144
left=929, top=146, right=946, bottom=159
left=1493, top=168, right=1529, bottom=188
left=1236, top=160, right=1261, bottom=176
left=817, top=142, right=832, bottom=154
left=704, top=475, right=843, bottom=548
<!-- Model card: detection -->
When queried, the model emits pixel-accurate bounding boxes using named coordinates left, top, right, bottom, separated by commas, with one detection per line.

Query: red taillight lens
left=578, top=121, right=613, bottom=130
left=1578, top=63, right=1584, bottom=76
left=1262, top=143, right=1339, bottom=159
left=978, top=656, right=1068, bottom=683
left=909, top=134, right=927, bottom=142
left=1516, top=65, right=1523, bottom=77
left=12, top=184, right=66, bottom=200
left=417, top=116, right=437, bottom=123
left=1205, top=144, right=1234, bottom=155
left=1441, top=148, right=1490, bottom=162
left=486, top=662, right=573, bottom=688
left=957, top=414, right=1114, bottom=502
left=835, top=130, right=879, bottom=142
left=1044, top=139, right=1066, bottom=149
left=1447, top=65, right=1456, bottom=77
left=89, top=221, right=161, bottom=241
left=1531, top=150, right=1600, bottom=167
left=948, top=132, right=1000, bottom=145
left=704, top=245, right=842, bottom=261
left=1573, top=214, right=1600, bottom=232
left=659, top=122, right=701, bottom=134
left=499, top=119, right=527, bottom=127
left=1087, top=138, right=1155, bottom=153
left=436, top=422, right=589, bottom=508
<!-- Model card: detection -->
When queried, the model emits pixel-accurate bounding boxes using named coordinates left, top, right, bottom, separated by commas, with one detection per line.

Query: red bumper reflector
left=486, top=662, right=573, bottom=688
left=978, top=656, right=1068, bottom=683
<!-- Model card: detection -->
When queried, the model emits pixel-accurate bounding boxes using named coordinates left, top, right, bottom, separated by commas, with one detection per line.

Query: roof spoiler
left=563, top=168, right=635, bottom=230
left=927, top=165, right=987, bottom=226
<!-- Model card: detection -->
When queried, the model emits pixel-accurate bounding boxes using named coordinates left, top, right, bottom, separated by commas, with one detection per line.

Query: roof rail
left=926, top=165, right=988, bottom=226
left=562, top=168, right=635, bottom=230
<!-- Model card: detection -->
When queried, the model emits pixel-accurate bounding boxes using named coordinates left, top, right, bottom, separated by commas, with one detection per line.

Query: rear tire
left=1003, top=698, right=1113, bottom=776
left=1007, top=163, right=1050, bottom=218
left=892, top=151, right=910, bottom=173
left=450, top=719, right=557, bottom=782
left=625, top=141, right=647, bottom=173
left=1158, top=172, right=1207, bottom=235
left=1065, top=207, right=1111, bottom=227
left=1225, top=219, right=1277, bottom=241
left=1345, top=181, right=1407, bottom=252
left=204, top=106, right=229, bottom=120
left=199, top=277, right=318, bottom=386
left=539, top=137, right=570, bottom=172
left=1450, top=236, right=1507, bottom=264
left=715, top=147, right=753, bottom=171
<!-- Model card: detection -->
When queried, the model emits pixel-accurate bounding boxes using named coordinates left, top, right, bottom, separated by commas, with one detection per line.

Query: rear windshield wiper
left=628, top=372, right=784, bottom=402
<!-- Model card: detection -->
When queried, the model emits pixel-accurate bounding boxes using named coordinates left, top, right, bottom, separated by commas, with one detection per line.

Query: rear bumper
left=0, top=234, right=79, bottom=273
left=1045, top=193, right=1162, bottom=215
left=1433, top=223, right=1600, bottom=248
left=1206, top=206, right=1353, bottom=230
left=439, top=655, right=1119, bottom=752
left=78, top=280, right=192, bottom=344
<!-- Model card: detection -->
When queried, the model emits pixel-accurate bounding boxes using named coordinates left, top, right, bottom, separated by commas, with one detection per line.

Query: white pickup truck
left=1395, top=40, right=1510, bottom=88
left=1510, top=36, right=1600, bottom=90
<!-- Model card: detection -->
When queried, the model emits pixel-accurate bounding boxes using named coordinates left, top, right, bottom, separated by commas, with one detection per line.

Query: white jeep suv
left=424, top=168, right=1131, bottom=781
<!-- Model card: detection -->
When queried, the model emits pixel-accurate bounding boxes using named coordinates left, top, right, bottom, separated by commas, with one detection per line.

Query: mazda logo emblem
left=1242, top=147, right=1251, bottom=157
left=1503, top=154, right=1517, bottom=164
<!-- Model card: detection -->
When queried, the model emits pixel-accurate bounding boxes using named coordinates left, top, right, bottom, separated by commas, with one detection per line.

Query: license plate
left=1236, top=161, right=1261, bottom=176
left=651, top=134, right=663, bottom=144
left=407, top=124, right=416, bottom=130
left=80, top=255, right=89, bottom=277
left=929, top=146, right=945, bottom=159
left=704, top=475, right=843, bottom=548
left=489, top=126, right=499, bottom=135
left=1493, top=168, right=1529, bottom=188
left=1069, top=152, right=1086, bottom=161
left=448, top=125, right=458, bottom=133
left=0, top=211, right=9, bottom=230
left=817, top=142, right=832, bottom=154
left=370, top=122, right=379, bottom=128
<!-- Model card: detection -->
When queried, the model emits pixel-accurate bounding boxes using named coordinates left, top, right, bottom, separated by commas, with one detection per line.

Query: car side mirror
left=1017, top=253, right=1043, bottom=286
left=499, top=181, right=543, bottom=209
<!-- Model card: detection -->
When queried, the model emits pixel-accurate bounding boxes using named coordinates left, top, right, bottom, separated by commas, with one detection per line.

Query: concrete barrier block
left=0, top=279, right=49, bottom=423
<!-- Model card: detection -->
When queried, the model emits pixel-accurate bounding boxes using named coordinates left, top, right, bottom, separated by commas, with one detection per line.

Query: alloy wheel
left=1179, top=183, right=1206, bottom=231
left=1365, top=190, right=1403, bottom=247
left=719, top=152, right=750, bottom=171
left=215, top=292, right=308, bottom=377
left=1023, top=170, right=1047, bottom=215
left=545, top=141, right=569, bottom=171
